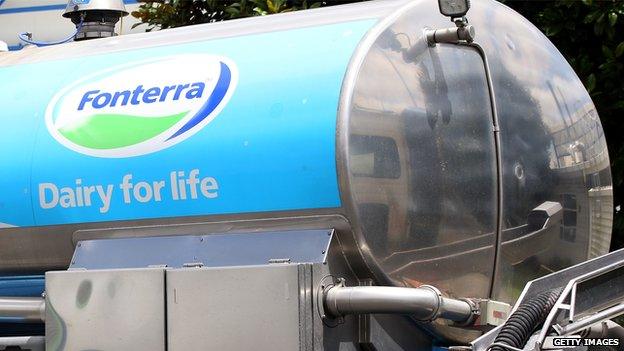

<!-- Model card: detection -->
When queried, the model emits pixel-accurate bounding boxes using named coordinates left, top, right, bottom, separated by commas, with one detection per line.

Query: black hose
left=490, top=288, right=563, bottom=351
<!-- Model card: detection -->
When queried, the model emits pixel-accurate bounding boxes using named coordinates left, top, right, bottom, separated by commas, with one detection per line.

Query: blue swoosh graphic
left=167, top=61, right=232, bottom=140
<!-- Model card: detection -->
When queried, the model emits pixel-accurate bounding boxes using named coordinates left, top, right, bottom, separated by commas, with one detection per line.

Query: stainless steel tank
left=0, top=0, right=612, bottom=305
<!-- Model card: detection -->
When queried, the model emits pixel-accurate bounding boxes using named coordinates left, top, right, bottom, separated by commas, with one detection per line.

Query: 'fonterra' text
left=78, top=82, right=206, bottom=110
left=38, top=169, right=218, bottom=213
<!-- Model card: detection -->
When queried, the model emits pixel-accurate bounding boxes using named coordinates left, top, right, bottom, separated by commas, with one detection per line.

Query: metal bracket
left=531, top=259, right=624, bottom=350
left=462, top=299, right=510, bottom=328
left=70, top=229, right=334, bottom=270
left=425, top=17, right=475, bottom=47
left=470, top=249, right=624, bottom=351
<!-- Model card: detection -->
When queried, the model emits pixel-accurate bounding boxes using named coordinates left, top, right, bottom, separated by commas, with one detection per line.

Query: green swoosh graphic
left=58, top=111, right=188, bottom=149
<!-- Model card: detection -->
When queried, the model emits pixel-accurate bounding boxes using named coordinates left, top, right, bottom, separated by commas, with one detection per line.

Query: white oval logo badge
left=45, top=54, right=238, bottom=158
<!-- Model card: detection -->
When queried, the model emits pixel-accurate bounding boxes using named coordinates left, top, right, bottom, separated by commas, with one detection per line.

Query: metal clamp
left=317, top=275, right=344, bottom=327
left=419, top=284, right=443, bottom=321
left=425, top=25, right=475, bottom=46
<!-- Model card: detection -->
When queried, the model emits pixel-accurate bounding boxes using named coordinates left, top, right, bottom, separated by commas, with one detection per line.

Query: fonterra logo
left=45, top=55, right=238, bottom=157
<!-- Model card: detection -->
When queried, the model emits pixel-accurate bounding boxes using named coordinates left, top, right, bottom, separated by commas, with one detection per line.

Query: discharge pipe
left=323, top=283, right=477, bottom=324
left=0, top=297, right=45, bottom=323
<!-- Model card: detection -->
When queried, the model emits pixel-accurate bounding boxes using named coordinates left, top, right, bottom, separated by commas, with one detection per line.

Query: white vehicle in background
left=0, top=0, right=142, bottom=50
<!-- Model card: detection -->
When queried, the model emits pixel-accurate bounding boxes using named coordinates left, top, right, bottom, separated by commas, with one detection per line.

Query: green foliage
left=502, top=0, right=624, bottom=251
left=131, top=0, right=342, bottom=31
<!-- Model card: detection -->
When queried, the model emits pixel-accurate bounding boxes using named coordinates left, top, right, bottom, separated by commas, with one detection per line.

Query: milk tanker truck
left=0, top=0, right=622, bottom=350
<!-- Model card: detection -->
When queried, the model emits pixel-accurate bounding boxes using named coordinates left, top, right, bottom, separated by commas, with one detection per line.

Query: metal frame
left=470, top=248, right=624, bottom=351
left=531, top=256, right=624, bottom=350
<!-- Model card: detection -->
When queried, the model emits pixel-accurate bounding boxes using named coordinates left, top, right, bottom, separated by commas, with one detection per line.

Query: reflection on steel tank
left=341, top=1, right=612, bottom=304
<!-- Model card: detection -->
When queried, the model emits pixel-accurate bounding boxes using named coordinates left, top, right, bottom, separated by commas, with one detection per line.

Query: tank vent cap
left=62, top=0, right=129, bottom=41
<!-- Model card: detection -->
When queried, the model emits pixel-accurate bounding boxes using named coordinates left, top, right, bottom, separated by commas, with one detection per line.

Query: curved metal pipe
left=0, top=297, right=45, bottom=323
left=323, top=285, right=475, bottom=323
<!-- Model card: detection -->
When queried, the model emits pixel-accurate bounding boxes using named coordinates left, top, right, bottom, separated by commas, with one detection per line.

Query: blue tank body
left=0, top=20, right=375, bottom=227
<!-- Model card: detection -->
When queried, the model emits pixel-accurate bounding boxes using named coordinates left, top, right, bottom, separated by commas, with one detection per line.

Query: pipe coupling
left=0, top=297, right=45, bottom=323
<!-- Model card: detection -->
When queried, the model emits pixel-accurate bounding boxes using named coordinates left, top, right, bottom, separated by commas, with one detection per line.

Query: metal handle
left=527, top=201, right=563, bottom=232
left=500, top=201, right=563, bottom=264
